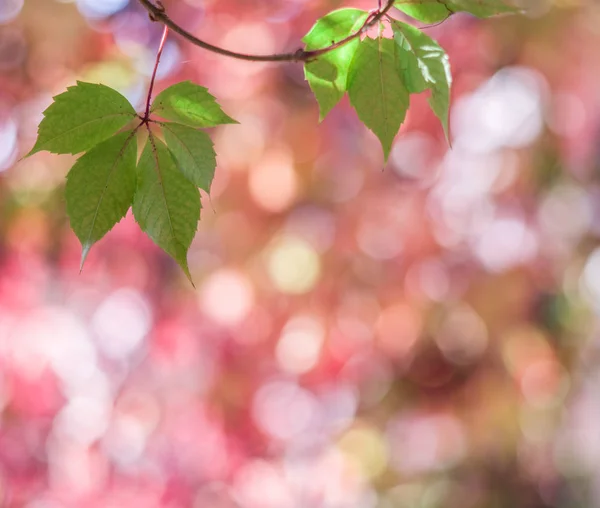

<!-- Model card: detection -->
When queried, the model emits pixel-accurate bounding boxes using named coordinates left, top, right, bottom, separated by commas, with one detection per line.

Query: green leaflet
left=394, top=0, right=518, bottom=21
left=28, top=82, right=136, bottom=156
left=162, top=122, right=217, bottom=192
left=347, top=37, right=409, bottom=161
left=394, top=30, right=428, bottom=94
left=448, top=0, right=519, bottom=17
left=392, top=21, right=452, bottom=143
left=132, top=135, right=200, bottom=283
left=151, top=81, right=237, bottom=128
left=394, top=1, right=451, bottom=23
left=303, top=8, right=369, bottom=121
left=65, top=130, right=137, bottom=269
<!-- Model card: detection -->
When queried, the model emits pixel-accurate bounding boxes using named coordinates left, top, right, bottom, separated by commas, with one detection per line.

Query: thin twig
left=144, top=25, right=169, bottom=120
left=137, top=0, right=397, bottom=63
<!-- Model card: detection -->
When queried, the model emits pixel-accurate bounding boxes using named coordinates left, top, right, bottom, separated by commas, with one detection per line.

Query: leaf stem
left=145, top=25, right=169, bottom=121
left=137, top=0, right=396, bottom=63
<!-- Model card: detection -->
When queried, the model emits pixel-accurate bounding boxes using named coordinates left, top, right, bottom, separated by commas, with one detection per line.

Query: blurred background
left=1, top=0, right=600, bottom=506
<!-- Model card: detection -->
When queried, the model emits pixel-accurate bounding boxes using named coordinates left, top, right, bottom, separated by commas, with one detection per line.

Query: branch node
left=147, top=0, right=165, bottom=21
left=293, top=48, right=306, bottom=62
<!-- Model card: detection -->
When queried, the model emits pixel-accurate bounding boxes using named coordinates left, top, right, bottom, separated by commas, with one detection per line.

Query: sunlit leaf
left=162, top=122, right=216, bottom=192
left=394, top=0, right=518, bottom=21
left=65, top=130, right=137, bottom=269
left=449, top=0, right=519, bottom=17
left=392, top=21, right=452, bottom=142
left=28, top=81, right=137, bottom=156
left=151, top=81, right=237, bottom=128
left=394, top=0, right=451, bottom=23
left=303, top=8, right=369, bottom=121
left=133, top=135, right=200, bottom=283
left=347, top=37, right=409, bottom=161
left=394, top=31, right=428, bottom=94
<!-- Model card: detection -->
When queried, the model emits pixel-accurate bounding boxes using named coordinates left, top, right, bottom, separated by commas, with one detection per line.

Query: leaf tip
left=80, top=243, right=92, bottom=272
left=19, top=151, right=33, bottom=163
left=380, top=139, right=393, bottom=164
left=181, top=263, right=195, bottom=287
left=24, top=143, right=41, bottom=159
left=441, top=120, right=452, bottom=148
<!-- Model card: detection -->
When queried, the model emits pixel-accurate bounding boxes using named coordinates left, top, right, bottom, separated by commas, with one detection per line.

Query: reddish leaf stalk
left=144, top=25, right=169, bottom=121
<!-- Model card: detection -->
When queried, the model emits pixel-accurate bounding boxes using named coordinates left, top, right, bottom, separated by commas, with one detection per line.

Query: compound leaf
left=151, top=81, right=237, bottom=128
left=29, top=82, right=137, bottom=156
left=347, top=37, right=409, bottom=161
left=65, top=130, right=137, bottom=269
left=303, top=8, right=369, bottom=121
left=392, top=21, right=451, bottom=142
left=162, top=122, right=216, bottom=192
left=133, top=134, right=200, bottom=283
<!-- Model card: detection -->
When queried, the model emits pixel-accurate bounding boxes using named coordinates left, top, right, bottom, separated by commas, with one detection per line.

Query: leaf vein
left=37, top=112, right=135, bottom=150
left=83, top=129, right=137, bottom=249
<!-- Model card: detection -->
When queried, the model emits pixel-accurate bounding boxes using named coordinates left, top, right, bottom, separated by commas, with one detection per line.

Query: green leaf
left=65, top=130, right=137, bottom=269
left=303, top=8, right=369, bottom=121
left=133, top=134, right=200, bottom=283
left=161, top=122, right=216, bottom=192
left=151, top=81, right=237, bottom=128
left=394, top=0, right=451, bottom=23
left=448, top=0, right=519, bottom=17
left=347, top=37, right=409, bottom=161
left=392, top=21, right=452, bottom=142
left=28, top=82, right=137, bottom=156
left=394, top=0, right=518, bottom=20
left=393, top=31, right=428, bottom=94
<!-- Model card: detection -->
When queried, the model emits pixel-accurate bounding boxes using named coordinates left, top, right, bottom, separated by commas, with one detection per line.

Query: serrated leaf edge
left=161, top=122, right=216, bottom=192
left=391, top=21, right=452, bottom=145
left=137, top=131, right=196, bottom=286
left=150, top=81, right=238, bottom=127
left=77, top=129, right=138, bottom=271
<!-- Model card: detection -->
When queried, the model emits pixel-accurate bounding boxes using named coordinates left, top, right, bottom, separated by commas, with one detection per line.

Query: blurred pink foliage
left=1, top=0, right=600, bottom=506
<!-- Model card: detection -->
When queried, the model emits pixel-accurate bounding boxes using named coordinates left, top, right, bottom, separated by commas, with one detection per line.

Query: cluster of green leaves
left=302, top=0, right=517, bottom=159
left=303, top=10, right=451, bottom=160
left=27, top=0, right=517, bottom=281
left=28, top=81, right=236, bottom=283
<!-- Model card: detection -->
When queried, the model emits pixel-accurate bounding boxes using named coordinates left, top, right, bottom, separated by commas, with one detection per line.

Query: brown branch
left=137, top=0, right=397, bottom=63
